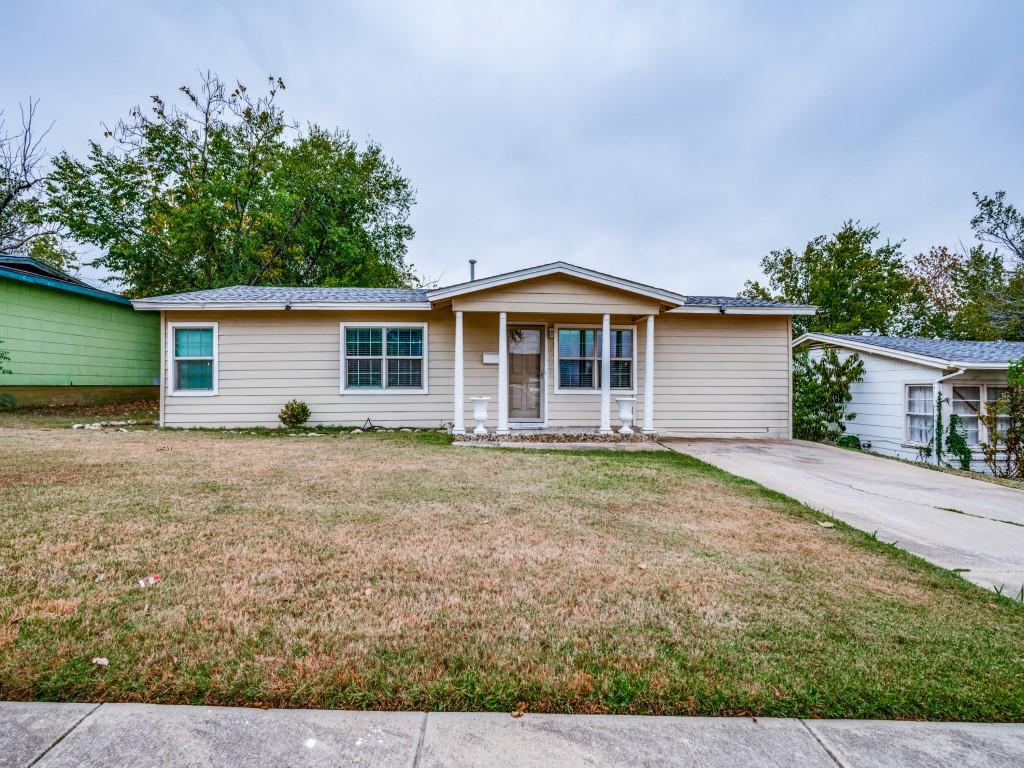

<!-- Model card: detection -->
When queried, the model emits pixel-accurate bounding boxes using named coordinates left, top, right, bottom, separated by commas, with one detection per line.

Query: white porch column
left=452, top=310, right=465, bottom=435
left=497, top=311, right=510, bottom=434
left=599, top=313, right=612, bottom=434
left=643, top=314, right=656, bottom=434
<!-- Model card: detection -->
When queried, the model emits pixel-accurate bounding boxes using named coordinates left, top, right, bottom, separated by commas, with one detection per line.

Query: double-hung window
left=952, top=385, right=982, bottom=445
left=986, top=386, right=1011, bottom=440
left=169, top=323, right=218, bottom=395
left=905, top=385, right=933, bottom=444
left=556, top=327, right=633, bottom=392
left=341, top=323, right=427, bottom=393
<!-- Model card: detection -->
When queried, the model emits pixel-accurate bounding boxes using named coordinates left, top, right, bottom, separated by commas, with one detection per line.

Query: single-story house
left=793, top=333, right=1024, bottom=473
left=132, top=262, right=815, bottom=434
left=0, top=255, right=160, bottom=407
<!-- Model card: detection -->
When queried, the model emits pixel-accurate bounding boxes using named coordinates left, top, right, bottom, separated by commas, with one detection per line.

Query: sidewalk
left=3, top=702, right=1023, bottom=767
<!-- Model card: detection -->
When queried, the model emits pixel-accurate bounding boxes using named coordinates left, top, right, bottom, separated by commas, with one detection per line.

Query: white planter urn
left=469, top=396, right=491, bottom=436
left=616, top=397, right=637, bottom=435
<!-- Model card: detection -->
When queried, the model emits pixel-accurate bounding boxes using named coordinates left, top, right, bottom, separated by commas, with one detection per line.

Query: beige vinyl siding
left=161, top=308, right=794, bottom=437
left=652, top=315, right=791, bottom=438
left=451, top=274, right=662, bottom=315
left=163, top=310, right=456, bottom=428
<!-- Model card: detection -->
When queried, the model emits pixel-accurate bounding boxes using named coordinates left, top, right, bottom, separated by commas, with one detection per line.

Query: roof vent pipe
left=469, top=259, right=477, bottom=281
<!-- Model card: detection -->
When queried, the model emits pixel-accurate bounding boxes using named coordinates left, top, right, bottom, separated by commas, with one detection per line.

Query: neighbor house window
left=341, top=323, right=427, bottom=393
left=952, top=385, right=982, bottom=445
left=169, top=323, right=217, bottom=395
left=905, top=385, right=933, bottom=444
left=986, top=386, right=1011, bottom=440
left=556, top=327, right=633, bottom=391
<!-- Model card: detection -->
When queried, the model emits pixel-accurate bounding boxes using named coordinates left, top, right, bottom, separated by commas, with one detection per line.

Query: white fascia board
left=132, top=300, right=433, bottom=311
left=947, top=361, right=1012, bottom=370
left=426, top=261, right=686, bottom=305
left=668, top=306, right=817, bottom=315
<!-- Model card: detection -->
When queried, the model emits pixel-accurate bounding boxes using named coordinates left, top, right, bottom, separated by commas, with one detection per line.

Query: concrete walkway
left=3, top=702, right=1023, bottom=767
left=666, top=439, right=1024, bottom=594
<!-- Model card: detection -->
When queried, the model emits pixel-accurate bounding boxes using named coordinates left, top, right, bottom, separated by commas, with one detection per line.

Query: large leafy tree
left=46, top=74, right=416, bottom=297
left=907, top=192, right=1024, bottom=342
left=792, top=348, right=865, bottom=442
left=742, top=221, right=918, bottom=336
left=0, top=100, right=75, bottom=271
left=970, top=191, right=1024, bottom=339
left=906, top=245, right=1006, bottom=340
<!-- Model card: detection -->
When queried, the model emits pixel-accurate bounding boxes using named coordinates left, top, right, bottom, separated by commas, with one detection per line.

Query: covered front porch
left=447, top=309, right=658, bottom=437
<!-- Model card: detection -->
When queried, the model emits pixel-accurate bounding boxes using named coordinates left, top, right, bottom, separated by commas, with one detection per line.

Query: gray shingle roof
left=139, top=285, right=809, bottom=309
left=684, top=296, right=810, bottom=308
left=826, top=334, right=1024, bottom=365
left=139, top=285, right=430, bottom=304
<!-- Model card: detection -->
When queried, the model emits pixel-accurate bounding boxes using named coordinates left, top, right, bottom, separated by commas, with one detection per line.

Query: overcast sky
left=5, top=1, right=1022, bottom=294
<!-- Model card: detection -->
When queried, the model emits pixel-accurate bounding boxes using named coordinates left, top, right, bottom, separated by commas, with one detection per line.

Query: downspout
left=932, top=367, right=966, bottom=466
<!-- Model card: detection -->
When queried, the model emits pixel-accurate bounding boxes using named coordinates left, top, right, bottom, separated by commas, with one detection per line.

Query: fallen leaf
left=511, top=701, right=528, bottom=718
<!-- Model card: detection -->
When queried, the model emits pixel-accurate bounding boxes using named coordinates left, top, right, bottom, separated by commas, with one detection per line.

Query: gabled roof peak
left=426, top=261, right=688, bottom=305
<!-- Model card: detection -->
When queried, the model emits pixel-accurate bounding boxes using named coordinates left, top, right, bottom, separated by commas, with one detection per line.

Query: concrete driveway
left=665, top=439, right=1024, bottom=595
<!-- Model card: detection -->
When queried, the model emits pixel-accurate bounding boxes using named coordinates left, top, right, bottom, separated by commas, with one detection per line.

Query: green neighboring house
left=0, top=255, right=159, bottom=406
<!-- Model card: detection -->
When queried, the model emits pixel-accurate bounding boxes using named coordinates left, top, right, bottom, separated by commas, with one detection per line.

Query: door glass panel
left=509, top=327, right=542, bottom=419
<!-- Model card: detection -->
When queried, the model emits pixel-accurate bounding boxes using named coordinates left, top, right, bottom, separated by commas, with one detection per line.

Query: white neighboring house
left=793, top=334, right=1024, bottom=473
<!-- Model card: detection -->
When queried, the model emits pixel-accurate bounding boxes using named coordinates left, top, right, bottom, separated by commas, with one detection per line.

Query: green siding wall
left=0, top=278, right=159, bottom=386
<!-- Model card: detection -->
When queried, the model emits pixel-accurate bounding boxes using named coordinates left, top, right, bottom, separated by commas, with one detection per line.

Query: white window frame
left=938, top=380, right=1016, bottom=447
left=951, top=382, right=985, bottom=446
left=986, top=385, right=1012, bottom=443
left=167, top=321, right=219, bottom=397
left=339, top=321, right=429, bottom=395
left=904, top=384, right=934, bottom=446
left=553, top=323, right=636, bottom=395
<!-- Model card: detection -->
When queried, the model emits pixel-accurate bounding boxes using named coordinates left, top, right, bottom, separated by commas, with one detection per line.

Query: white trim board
left=670, top=305, right=817, bottom=316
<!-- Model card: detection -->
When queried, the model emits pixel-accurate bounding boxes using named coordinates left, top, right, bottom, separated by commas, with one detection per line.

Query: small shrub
left=278, top=399, right=311, bottom=428
left=837, top=434, right=861, bottom=450
left=792, top=348, right=866, bottom=442
left=945, top=413, right=972, bottom=471
left=979, top=357, right=1024, bottom=479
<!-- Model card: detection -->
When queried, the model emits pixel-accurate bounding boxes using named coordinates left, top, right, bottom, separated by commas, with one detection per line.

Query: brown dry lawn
left=1, top=416, right=1023, bottom=720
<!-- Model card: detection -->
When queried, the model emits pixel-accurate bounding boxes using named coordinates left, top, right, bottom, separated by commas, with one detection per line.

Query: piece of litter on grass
left=511, top=701, right=528, bottom=718
left=817, top=522, right=835, bottom=529
left=637, top=562, right=648, bottom=571
left=364, top=587, right=373, bottom=597
left=94, top=573, right=106, bottom=583
left=91, top=657, right=109, bottom=667
left=138, top=573, right=161, bottom=588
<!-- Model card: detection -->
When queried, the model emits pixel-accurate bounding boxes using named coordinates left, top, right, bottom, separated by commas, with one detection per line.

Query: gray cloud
left=4, top=0, right=1021, bottom=293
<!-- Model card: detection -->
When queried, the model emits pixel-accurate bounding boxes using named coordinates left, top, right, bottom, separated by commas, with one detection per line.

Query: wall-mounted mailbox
left=482, top=352, right=499, bottom=365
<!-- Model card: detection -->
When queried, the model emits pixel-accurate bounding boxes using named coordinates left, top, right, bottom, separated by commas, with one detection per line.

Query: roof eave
left=790, top=333, right=1005, bottom=370
left=131, top=300, right=433, bottom=311
left=947, top=361, right=1013, bottom=370
left=669, top=305, right=817, bottom=315
left=1, top=266, right=131, bottom=305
